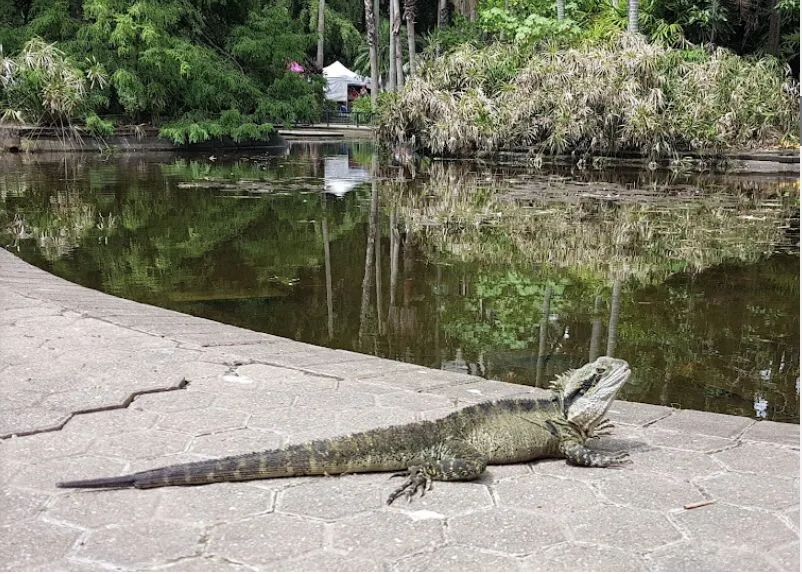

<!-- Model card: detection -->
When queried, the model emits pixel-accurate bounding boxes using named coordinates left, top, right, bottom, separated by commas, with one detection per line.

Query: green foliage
left=478, top=0, right=582, bottom=46
left=158, top=110, right=274, bottom=145
left=84, top=112, right=114, bottom=137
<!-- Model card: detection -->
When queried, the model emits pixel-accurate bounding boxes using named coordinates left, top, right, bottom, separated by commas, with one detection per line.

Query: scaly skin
left=57, top=356, right=631, bottom=504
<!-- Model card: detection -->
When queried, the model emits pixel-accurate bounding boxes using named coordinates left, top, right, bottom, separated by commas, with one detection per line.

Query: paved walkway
left=0, top=248, right=798, bottom=571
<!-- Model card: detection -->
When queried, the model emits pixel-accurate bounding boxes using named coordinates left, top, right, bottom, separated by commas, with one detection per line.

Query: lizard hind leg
left=385, top=439, right=489, bottom=505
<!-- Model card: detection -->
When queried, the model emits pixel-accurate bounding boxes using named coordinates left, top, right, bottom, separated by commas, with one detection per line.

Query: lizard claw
left=386, top=466, right=432, bottom=505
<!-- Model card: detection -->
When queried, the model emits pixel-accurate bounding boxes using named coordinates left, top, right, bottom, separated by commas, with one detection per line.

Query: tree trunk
left=627, top=0, right=639, bottom=34
left=767, top=1, right=780, bottom=56
left=438, top=0, right=448, bottom=29
left=363, top=0, right=379, bottom=108
left=556, top=0, right=564, bottom=21
left=316, top=0, right=325, bottom=69
left=388, top=0, right=396, bottom=91
left=391, top=0, right=404, bottom=87
left=404, top=0, right=416, bottom=77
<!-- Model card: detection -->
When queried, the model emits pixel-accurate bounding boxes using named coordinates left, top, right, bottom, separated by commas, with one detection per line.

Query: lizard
left=57, top=356, right=631, bottom=504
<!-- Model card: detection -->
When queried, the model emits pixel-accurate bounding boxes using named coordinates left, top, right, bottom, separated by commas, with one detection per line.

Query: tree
left=363, top=0, right=379, bottom=108
left=404, top=0, right=417, bottom=76
left=438, top=0, right=449, bottom=29
left=388, top=0, right=396, bottom=90
left=392, top=0, right=405, bottom=86
left=317, top=0, right=325, bottom=68
left=627, top=0, right=639, bottom=33
left=557, top=0, right=565, bottom=21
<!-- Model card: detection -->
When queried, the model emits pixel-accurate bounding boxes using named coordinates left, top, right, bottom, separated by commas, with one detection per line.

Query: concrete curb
left=1, top=248, right=798, bottom=571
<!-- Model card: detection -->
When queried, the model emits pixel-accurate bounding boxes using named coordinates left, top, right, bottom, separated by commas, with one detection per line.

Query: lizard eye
left=595, top=367, right=606, bottom=375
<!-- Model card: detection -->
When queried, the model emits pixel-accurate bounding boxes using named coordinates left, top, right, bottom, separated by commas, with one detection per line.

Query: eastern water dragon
left=58, top=356, right=631, bottom=504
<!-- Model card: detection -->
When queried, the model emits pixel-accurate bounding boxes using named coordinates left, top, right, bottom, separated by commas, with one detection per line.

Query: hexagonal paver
left=0, top=404, right=72, bottom=438
left=387, top=480, right=493, bottom=516
left=606, top=402, right=674, bottom=426
left=154, top=556, right=254, bottom=571
left=494, top=474, right=603, bottom=514
left=568, top=506, right=682, bottom=552
left=770, top=540, right=801, bottom=571
left=188, top=428, right=284, bottom=458
left=91, top=429, right=190, bottom=460
left=76, top=519, right=204, bottom=569
left=642, top=427, right=737, bottom=453
left=741, top=421, right=800, bottom=447
left=331, top=510, right=444, bottom=560
left=647, top=541, right=778, bottom=571
left=132, top=389, right=216, bottom=413
left=672, top=503, right=798, bottom=548
left=64, top=408, right=159, bottom=437
left=293, top=388, right=376, bottom=409
left=596, top=472, right=706, bottom=511
left=236, top=364, right=338, bottom=393
left=277, top=474, right=386, bottom=520
left=207, top=513, right=323, bottom=566
left=157, top=407, right=248, bottom=435
left=0, top=488, right=50, bottom=525
left=447, top=508, right=566, bottom=555
left=394, top=544, right=524, bottom=570
left=627, top=447, right=724, bottom=479
left=713, top=442, right=799, bottom=477
left=248, top=406, right=338, bottom=443
left=155, top=482, right=273, bottom=523
left=374, top=391, right=456, bottom=412
left=268, top=550, right=383, bottom=571
left=48, top=488, right=163, bottom=529
left=0, top=520, right=82, bottom=570
left=698, top=472, right=798, bottom=510
left=1, top=431, right=93, bottom=462
left=209, top=388, right=296, bottom=412
left=12, top=455, right=126, bottom=492
left=523, top=542, right=647, bottom=571
left=649, top=409, right=754, bottom=438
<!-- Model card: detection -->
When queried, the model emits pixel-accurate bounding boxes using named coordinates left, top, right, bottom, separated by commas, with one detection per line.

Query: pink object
left=288, top=61, right=304, bottom=73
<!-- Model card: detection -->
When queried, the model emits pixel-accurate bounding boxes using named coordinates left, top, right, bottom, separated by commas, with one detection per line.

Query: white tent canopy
left=322, top=61, right=370, bottom=103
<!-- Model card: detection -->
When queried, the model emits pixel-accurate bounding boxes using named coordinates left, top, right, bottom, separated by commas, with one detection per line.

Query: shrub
left=378, top=35, right=800, bottom=158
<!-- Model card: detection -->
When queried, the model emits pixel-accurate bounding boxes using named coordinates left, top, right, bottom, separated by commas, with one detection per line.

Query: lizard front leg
left=386, top=439, right=489, bottom=505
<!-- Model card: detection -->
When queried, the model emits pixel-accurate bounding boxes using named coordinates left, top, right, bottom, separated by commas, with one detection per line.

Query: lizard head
left=551, top=356, right=631, bottom=433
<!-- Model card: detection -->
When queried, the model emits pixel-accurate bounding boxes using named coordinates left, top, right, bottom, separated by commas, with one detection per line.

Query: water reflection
left=0, top=145, right=798, bottom=423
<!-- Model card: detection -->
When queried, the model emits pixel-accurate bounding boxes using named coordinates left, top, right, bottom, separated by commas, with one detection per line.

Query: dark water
left=1, top=143, right=799, bottom=423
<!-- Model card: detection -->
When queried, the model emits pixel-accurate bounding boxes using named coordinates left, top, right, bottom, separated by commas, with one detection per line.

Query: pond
left=1, top=142, right=798, bottom=423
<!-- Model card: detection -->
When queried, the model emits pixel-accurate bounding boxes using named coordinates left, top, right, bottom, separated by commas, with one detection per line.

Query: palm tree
left=627, top=0, right=639, bottom=33
left=392, top=0, right=405, bottom=86
left=363, top=0, right=379, bottom=108
left=557, top=0, right=565, bottom=21
left=316, top=0, right=325, bottom=68
left=404, top=0, right=417, bottom=77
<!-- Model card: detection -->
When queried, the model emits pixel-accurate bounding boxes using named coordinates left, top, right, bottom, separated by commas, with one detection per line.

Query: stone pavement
left=0, top=248, right=799, bottom=572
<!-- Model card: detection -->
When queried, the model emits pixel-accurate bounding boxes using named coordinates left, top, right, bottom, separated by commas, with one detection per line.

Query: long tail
left=57, top=425, right=434, bottom=489
left=57, top=475, right=137, bottom=489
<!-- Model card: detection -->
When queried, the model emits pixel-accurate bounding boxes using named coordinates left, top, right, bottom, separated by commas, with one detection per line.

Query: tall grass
left=377, top=35, right=800, bottom=158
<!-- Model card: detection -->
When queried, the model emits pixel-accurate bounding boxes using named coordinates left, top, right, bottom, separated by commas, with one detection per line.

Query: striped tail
left=57, top=475, right=137, bottom=489
left=56, top=428, right=425, bottom=489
